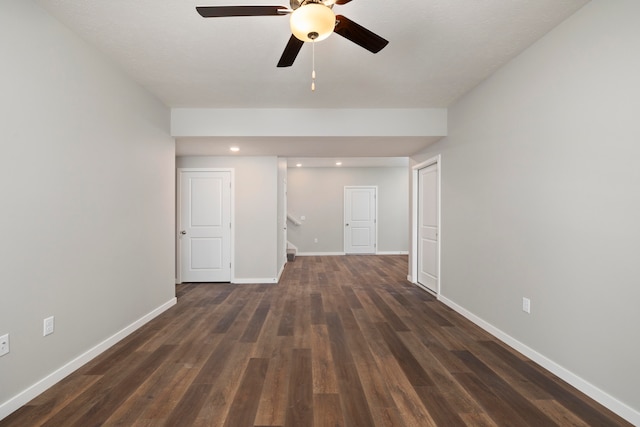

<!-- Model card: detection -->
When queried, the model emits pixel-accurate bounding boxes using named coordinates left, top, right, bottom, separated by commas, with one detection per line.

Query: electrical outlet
left=0, top=334, right=9, bottom=357
left=44, top=316, right=55, bottom=336
left=522, top=297, right=531, bottom=314
left=314, top=238, right=318, bottom=243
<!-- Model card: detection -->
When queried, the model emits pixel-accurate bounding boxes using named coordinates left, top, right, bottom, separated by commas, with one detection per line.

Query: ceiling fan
left=196, top=0, right=389, bottom=68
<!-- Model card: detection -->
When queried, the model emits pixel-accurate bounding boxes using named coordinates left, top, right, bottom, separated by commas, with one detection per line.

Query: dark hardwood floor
left=1, top=255, right=631, bottom=426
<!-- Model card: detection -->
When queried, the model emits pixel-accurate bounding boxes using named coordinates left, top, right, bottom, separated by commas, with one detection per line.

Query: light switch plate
left=0, top=333, right=9, bottom=357
left=44, top=316, right=55, bottom=336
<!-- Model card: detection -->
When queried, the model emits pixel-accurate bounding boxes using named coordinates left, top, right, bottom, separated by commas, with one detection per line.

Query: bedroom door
left=417, top=164, right=438, bottom=293
left=344, top=186, right=377, bottom=254
left=178, top=169, right=232, bottom=282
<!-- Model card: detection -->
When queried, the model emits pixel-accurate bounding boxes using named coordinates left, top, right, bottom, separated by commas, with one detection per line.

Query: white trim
left=276, top=261, right=287, bottom=283
left=297, top=252, right=404, bottom=257
left=176, top=168, right=235, bottom=284
left=439, top=296, right=640, bottom=426
left=0, top=298, right=177, bottom=421
left=297, top=252, right=346, bottom=256
left=411, top=155, right=441, bottom=295
left=232, top=278, right=278, bottom=284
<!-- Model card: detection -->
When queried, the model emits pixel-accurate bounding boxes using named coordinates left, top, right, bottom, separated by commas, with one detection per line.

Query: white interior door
left=179, top=170, right=231, bottom=282
left=344, top=187, right=377, bottom=254
left=281, top=178, right=287, bottom=267
left=418, top=164, right=438, bottom=292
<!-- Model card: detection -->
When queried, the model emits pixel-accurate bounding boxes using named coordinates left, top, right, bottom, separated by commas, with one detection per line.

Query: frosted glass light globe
left=290, top=3, right=335, bottom=42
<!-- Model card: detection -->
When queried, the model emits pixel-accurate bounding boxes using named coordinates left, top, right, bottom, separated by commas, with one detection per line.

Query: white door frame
left=176, top=168, right=235, bottom=284
left=411, top=155, right=441, bottom=296
left=344, top=186, right=378, bottom=254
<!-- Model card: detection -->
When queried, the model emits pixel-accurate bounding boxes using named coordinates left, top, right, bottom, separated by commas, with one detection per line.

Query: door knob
left=180, top=230, right=186, bottom=235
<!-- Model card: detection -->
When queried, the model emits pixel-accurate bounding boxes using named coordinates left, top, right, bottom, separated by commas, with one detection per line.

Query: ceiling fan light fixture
left=290, top=3, right=335, bottom=42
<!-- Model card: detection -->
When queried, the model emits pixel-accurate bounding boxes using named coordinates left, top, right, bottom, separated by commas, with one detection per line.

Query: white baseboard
left=439, top=295, right=640, bottom=426
left=297, top=252, right=346, bottom=256
left=232, top=278, right=277, bottom=284
left=297, top=252, right=408, bottom=256
left=0, top=297, right=177, bottom=421
left=276, top=263, right=286, bottom=283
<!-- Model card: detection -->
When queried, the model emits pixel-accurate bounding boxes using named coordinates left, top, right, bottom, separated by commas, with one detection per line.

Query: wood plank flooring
left=1, top=255, right=631, bottom=426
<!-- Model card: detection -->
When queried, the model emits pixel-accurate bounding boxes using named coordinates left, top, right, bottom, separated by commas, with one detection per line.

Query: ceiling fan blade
left=196, top=6, right=289, bottom=18
left=277, top=35, right=305, bottom=67
left=334, top=15, right=388, bottom=53
left=335, top=0, right=353, bottom=4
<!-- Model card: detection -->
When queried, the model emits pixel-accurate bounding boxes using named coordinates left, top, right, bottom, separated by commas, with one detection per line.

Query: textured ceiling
left=35, top=0, right=587, bottom=162
left=35, top=0, right=588, bottom=109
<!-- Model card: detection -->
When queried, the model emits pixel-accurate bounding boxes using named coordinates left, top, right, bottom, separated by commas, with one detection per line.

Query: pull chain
left=311, top=38, right=316, bottom=91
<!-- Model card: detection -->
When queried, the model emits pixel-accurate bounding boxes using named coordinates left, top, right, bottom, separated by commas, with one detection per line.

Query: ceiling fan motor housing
left=290, top=0, right=335, bottom=10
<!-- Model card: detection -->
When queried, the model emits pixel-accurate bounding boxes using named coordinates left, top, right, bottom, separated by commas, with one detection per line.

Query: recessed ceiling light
left=335, top=161, right=342, bottom=166
left=296, top=163, right=302, bottom=167
left=230, top=146, right=240, bottom=152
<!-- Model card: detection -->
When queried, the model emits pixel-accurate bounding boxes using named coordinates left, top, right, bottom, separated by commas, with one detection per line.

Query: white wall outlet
left=522, top=297, right=531, bottom=314
left=0, top=333, right=9, bottom=357
left=314, top=238, right=318, bottom=243
left=44, top=316, right=55, bottom=336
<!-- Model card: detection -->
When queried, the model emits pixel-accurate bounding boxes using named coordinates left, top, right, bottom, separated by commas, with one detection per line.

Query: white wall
left=287, top=167, right=409, bottom=254
left=412, top=0, right=640, bottom=423
left=0, top=0, right=175, bottom=418
left=176, top=156, right=279, bottom=282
